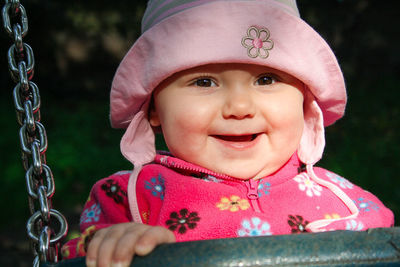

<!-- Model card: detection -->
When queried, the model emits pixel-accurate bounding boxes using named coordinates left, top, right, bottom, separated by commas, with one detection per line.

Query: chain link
left=2, top=1, right=68, bottom=265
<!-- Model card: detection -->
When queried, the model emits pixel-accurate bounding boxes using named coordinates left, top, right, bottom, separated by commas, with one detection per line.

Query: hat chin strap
left=298, top=93, right=359, bottom=232
left=305, top=164, right=359, bottom=232
left=121, top=110, right=156, bottom=223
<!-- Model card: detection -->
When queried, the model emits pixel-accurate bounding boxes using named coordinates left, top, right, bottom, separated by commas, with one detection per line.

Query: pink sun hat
left=110, top=0, right=346, bottom=167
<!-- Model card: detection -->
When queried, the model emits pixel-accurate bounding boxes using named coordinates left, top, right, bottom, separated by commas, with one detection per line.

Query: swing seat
left=41, top=227, right=400, bottom=267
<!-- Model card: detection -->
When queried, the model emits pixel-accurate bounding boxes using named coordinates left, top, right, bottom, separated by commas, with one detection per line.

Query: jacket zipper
left=159, top=157, right=262, bottom=212
left=246, top=179, right=262, bottom=213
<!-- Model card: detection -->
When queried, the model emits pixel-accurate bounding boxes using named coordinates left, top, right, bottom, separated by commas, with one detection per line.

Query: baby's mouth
left=212, top=134, right=259, bottom=142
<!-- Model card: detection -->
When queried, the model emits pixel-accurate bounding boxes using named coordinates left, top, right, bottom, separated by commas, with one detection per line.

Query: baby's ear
left=149, top=108, right=161, bottom=127
left=148, top=95, right=161, bottom=127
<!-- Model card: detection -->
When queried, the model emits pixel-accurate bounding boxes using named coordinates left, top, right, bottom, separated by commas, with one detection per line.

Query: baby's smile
left=211, top=133, right=259, bottom=142
left=211, top=133, right=262, bottom=150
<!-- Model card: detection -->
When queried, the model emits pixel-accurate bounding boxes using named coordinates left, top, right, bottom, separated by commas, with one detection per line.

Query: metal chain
left=2, top=1, right=68, bottom=266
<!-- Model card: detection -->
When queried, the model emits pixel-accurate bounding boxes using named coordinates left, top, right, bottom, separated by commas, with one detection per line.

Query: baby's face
left=150, top=63, right=304, bottom=179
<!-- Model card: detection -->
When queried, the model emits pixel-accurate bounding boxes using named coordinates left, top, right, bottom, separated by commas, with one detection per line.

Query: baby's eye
left=256, top=75, right=277, bottom=85
left=194, top=78, right=216, bottom=87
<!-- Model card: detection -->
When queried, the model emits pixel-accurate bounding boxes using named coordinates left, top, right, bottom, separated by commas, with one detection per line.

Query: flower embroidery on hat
left=241, top=26, right=274, bottom=59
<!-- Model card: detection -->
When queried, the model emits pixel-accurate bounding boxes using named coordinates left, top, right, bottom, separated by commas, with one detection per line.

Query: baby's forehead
left=179, top=63, right=279, bottom=73
left=163, top=63, right=300, bottom=82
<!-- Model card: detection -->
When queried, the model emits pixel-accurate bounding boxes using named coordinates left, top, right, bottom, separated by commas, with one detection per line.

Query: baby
left=62, top=1, right=394, bottom=266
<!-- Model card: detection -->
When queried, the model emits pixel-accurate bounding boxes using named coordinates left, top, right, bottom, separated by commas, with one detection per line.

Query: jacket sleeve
left=61, top=171, right=132, bottom=259
left=313, top=167, right=394, bottom=231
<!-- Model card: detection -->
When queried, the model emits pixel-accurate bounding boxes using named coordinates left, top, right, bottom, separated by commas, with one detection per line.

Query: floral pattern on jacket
left=62, top=154, right=394, bottom=259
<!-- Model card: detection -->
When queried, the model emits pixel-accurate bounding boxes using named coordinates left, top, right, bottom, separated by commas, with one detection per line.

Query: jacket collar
left=153, top=151, right=302, bottom=186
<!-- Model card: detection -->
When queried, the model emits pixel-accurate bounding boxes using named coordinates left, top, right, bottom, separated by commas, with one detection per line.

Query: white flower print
left=345, top=219, right=364, bottom=231
left=294, top=173, right=322, bottom=197
left=326, top=171, right=354, bottom=189
left=237, top=217, right=272, bottom=237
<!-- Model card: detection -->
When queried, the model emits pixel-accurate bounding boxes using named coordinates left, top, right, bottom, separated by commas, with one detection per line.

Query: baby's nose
left=222, top=89, right=256, bottom=119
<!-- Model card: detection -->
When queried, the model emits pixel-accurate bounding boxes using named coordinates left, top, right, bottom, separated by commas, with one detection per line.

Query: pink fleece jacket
left=62, top=152, right=394, bottom=259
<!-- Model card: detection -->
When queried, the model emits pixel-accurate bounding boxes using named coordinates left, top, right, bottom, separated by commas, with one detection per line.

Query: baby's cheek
left=270, top=100, right=304, bottom=126
left=163, top=115, right=203, bottom=146
left=268, top=111, right=304, bottom=147
left=176, top=107, right=211, bottom=131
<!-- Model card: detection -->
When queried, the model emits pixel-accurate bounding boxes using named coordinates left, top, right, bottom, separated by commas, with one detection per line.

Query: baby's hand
left=86, top=222, right=176, bottom=267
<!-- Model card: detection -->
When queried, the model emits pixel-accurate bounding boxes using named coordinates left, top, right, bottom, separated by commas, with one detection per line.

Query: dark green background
left=1, top=1, right=399, bottom=266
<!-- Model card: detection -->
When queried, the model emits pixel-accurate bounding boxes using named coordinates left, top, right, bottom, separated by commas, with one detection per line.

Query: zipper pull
left=247, top=179, right=259, bottom=199
left=246, top=179, right=262, bottom=213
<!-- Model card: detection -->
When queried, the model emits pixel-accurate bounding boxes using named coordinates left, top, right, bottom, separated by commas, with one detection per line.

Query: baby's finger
left=111, top=224, right=146, bottom=265
left=134, top=226, right=176, bottom=256
left=96, top=226, right=128, bottom=267
left=85, top=228, right=108, bottom=267
left=87, top=226, right=125, bottom=267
